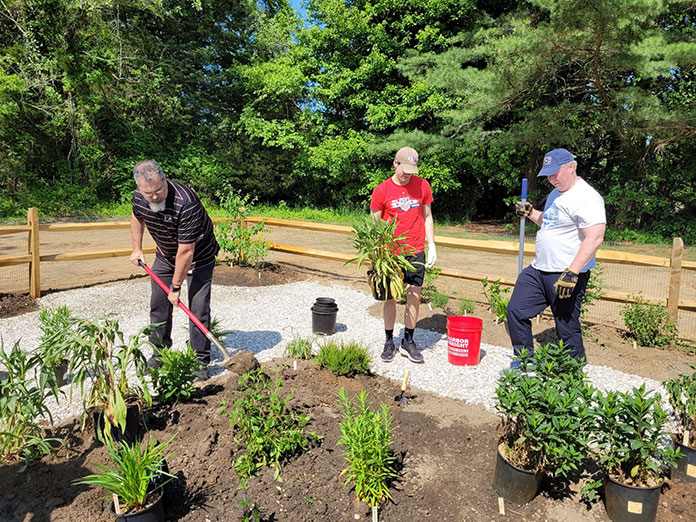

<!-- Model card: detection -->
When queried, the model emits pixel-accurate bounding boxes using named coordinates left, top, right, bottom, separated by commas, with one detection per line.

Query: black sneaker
left=381, top=339, right=397, bottom=362
left=400, top=339, right=424, bottom=364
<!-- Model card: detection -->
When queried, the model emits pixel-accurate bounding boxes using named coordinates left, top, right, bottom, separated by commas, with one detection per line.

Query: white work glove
left=426, top=242, right=437, bottom=268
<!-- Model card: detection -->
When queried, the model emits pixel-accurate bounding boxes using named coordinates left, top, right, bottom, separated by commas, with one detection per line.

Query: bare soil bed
left=1, top=261, right=695, bottom=521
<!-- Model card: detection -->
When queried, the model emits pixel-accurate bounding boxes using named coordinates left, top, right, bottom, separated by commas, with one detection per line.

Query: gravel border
left=0, top=279, right=674, bottom=425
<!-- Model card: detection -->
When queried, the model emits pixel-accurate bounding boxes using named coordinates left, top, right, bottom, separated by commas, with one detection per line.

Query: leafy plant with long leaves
left=587, top=384, right=679, bottom=490
left=220, top=369, right=321, bottom=488
left=149, top=345, right=203, bottom=404
left=0, top=340, right=63, bottom=470
left=73, top=434, right=176, bottom=513
left=481, top=277, right=510, bottom=323
left=68, top=317, right=153, bottom=440
left=345, top=215, right=417, bottom=300
left=36, top=305, right=78, bottom=370
left=337, top=388, right=396, bottom=508
left=215, top=189, right=270, bottom=268
left=496, top=343, right=597, bottom=478
left=664, top=365, right=696, bottom=448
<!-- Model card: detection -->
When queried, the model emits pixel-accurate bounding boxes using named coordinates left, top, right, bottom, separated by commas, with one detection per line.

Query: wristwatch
left=170, top=283, right=182, bottom=292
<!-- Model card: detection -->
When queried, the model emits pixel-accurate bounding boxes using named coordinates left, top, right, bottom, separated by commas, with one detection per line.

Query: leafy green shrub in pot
left=68, top=317, right=154, bottom=441
left=495, top=343, right=596, bottom=479
left=345, top=215, right=417, bottom=301
left=584, top=384, right=679, bottom=519
left=0, top=341, right=64, bottom=470
left=74, top=435, right=176, bottom=515
left=220, top=369, right=321, bottom=488
left=149, top=345, right=203, bottom=404
left=621, top=295, right=678, bottom=348
left=36, top=306, right=78, bottom=382
left=664, top=367, right=696, bottom=446
left=316, top=341, right=371, bottom=377
left=337, top=388, right=396, bottom=509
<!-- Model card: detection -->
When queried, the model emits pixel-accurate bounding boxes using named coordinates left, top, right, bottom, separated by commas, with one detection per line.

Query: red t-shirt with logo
left=370, top=176, right=433, bottom=253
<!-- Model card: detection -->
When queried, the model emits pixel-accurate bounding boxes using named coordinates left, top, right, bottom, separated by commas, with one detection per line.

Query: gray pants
left=150, top=257, right=214, bottom=364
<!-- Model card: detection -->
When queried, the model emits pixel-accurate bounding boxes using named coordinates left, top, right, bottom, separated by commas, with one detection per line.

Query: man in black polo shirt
left=129, top=160, right=220, bottom=374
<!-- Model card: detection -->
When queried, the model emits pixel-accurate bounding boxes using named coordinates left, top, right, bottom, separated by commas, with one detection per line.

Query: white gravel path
left=0, top=280, right=674, bottom=425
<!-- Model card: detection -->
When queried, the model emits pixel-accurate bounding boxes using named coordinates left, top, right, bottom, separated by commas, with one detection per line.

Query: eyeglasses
left=140, top=186, right=166, bottom=197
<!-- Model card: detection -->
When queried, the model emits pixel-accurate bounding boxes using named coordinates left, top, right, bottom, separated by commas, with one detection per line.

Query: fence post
left=667, top=237, right=683, bottom=327
left=27, top=207, right=41, bottom=298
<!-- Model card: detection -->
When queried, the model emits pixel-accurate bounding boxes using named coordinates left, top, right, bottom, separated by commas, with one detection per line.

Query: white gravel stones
left=0, top=279, right=673, bottom=424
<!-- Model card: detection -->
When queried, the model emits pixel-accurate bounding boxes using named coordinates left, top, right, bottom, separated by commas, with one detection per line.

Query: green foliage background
left=1, top=0, right=695, bottom=241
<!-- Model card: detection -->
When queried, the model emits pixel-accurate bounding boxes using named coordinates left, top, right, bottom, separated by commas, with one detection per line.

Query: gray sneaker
left=400, top=339, right=424, bottom=364
left=381, top=339, right=397, bottom=362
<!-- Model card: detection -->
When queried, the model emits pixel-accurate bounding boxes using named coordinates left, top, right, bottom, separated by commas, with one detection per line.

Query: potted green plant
left=663, top=367, right=696, bottom=483
left=36, top=306, right=77, bottom=387
left=494, top=342, right=596, bottom=504
left=74, top=435, right=176, bottom=521
left=68, top=316, right=154, bottom=444
left=587, top=384, right=680, bottom=522
left=345, top=215, right=417, bottom=301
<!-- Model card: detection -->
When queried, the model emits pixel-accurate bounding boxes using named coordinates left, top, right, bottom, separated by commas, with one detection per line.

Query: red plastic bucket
left=446, top=316, right=483, bottom=366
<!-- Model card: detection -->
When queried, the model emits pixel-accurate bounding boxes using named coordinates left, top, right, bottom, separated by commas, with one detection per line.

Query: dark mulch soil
left=1, top=352, right=694, bottom=522
left=213, top=262, right=308, bottom=288
left=0, top=293, right=39, bottom=319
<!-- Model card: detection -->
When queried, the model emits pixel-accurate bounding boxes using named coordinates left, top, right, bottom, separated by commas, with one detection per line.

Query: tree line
left=1, top=0, right=694, bottom=241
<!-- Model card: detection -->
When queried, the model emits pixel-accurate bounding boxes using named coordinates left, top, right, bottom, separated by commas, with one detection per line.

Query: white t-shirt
left=532, top=178, right=605, bottom=273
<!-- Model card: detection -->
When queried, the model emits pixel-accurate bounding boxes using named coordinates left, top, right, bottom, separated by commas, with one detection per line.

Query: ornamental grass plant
left=345, top=215, right=417, bottom=300
left=316, top=341, right=371, bottom=377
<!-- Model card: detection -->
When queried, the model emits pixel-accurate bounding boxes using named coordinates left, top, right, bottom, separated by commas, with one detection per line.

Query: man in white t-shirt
left=507, top=148, right=606, bottom=367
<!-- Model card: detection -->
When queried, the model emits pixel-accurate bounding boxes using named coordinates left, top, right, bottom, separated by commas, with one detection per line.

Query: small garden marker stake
left=684, top=431, right=690, bottom=446
left=113, top=493, right=120, bottom=515
left=372, top=506, right=378, bottom=522
left=498, top=497, right=505, bottom=515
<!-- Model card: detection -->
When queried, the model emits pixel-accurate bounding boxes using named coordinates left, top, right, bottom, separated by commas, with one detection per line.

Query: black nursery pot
left=311, top=298, right=338, bottom=335
left=110, top=492, right=165, bottom=522
left=367, top=271, right=393, bottom=301
left=672, top=438, right=696, bottom=483
left=94, top=404, right=141, bottom=446
left=493, top=446, right=542, bottom=505
left=604, top=476, right=661, bottom=522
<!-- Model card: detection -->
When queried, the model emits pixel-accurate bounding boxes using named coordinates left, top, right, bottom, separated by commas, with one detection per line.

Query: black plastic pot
left=672, top=437, right=696, bottom=483
left=53, top=360, right=69, bottom=387
left=110, top=492, right=165, bottom=522
left=493, top=446, right=542, bottom=504
left=94, top=404, right=141, bottom=446
left=367, top=271, right=393, bottom=301
left=311, top=298, right=338, bottom=335
left=605, top=476, right=661, bottom=522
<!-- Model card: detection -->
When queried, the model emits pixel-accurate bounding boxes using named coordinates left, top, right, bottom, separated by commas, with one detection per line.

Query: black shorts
left=403, top=250, right=426, bottom=287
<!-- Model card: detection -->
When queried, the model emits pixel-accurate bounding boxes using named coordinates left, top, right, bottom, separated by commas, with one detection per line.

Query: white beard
left=149, top=200, right=166, bottom=212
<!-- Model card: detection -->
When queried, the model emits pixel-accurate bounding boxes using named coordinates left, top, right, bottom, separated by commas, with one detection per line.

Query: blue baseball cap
left=538, top=148, right=576, bottom=177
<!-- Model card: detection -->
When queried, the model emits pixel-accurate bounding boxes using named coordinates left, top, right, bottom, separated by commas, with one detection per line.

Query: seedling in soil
left=284, top=336, right=313, bottom=360
left=337, top=388, right=396, bottom=509
left=220, top=369, right=321, bottom=488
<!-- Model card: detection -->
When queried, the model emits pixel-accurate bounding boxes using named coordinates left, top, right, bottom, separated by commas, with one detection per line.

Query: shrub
left=420, top=267, right=441, bottom=303
left=621, top=295, right=677, bottom=348
left=589, top=384, right=679, bottom=487
left=429, top=291, right=449, bottom=309
left=337, top=388, right=396, bottom=508
left=0, top=341, right=63, bottom=470
left=481, top=277, right=510, bottom=323
left=150, top=346, right=203, bottom=403
left=496, top=343, right=596, bottom=477
left=284, top=337, right=313, bottom=360
left=215, top=189, right=270, bottom=268
left=220, top=369, right=320, bottom=487
left=316, top=341, right=371, bottom=377
left=663, top=367, right=696, bottom=447
left=459, top=297, right=475, bottom=315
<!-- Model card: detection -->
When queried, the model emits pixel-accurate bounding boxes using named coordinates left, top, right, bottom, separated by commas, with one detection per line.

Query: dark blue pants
left=506, top=265, right=590, bottom=360
left=150, top=258, right=214, bottom=364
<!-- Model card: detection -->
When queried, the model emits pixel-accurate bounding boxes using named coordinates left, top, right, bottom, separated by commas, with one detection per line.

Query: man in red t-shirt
left=370, top=147, right=437, bottom=364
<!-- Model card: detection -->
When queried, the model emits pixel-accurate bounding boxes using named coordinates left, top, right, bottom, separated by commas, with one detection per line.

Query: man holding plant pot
left=371, top=147, right=437, bottom=364
left=129, top=160, right=219, bottom=378
left=507, top=148, right=605, bottom=367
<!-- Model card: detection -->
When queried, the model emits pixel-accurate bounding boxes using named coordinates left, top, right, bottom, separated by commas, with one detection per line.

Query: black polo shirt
left=132, top=179, right=219, bottom=269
